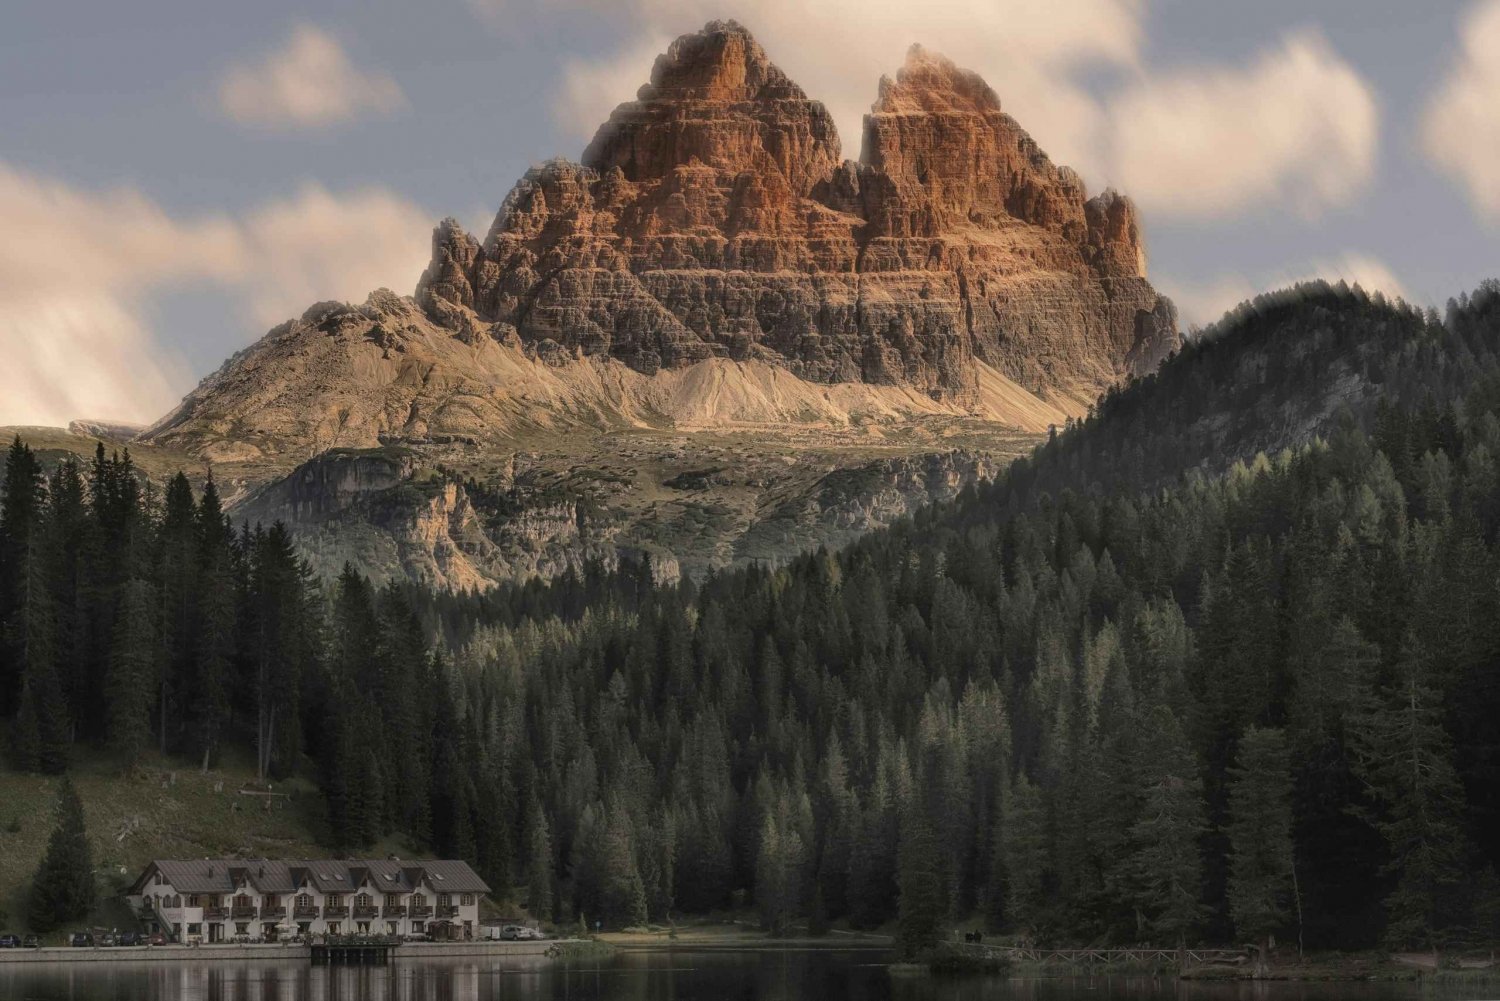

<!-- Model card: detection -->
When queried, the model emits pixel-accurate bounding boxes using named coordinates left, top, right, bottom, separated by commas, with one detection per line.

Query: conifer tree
left=105, top=578, right=158, bottom=768
left=1129, top=707, right=1206, bottom=948
left=1350, top=634, right=1470, bottom=949
left=525, top=800, right=553, bottom=922
left=1227, top=727, right=1295, bottom=970
left=28, top=777, right=94, bottom=932
left=896, top=806, right=947, bottom=957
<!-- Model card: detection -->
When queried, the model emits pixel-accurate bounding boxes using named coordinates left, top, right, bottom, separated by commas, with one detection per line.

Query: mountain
left=40, top=21, right=1179, bottom=588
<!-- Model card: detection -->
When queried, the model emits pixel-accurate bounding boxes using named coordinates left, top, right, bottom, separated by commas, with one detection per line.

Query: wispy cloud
left=0, top=164, right=431, bottom=428
left=1106, top=31, right=1378, bottom=220
left=217, top=24, right=406, bottom=130
left=1422, top=0, right=1500, bottom=219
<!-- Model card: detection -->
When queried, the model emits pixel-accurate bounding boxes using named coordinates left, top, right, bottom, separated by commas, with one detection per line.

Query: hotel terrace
left=127, top=859, right=489, bottom=943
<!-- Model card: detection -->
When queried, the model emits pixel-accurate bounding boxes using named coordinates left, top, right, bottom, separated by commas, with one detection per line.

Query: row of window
left=147, top=891, right=475, bottom=909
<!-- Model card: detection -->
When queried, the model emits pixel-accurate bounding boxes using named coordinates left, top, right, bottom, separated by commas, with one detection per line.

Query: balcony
left=293, top=905, right=320, bottom=920
left=353, top=905, right=378, bottom=919
left=204, top=907, right=228, bottom=921
left=231, top=905, right=258, bottom=919
left=409, top=905, right=433, bottom=919
left=437, top=906, right=459, bottom=918
left=323, top=905, right=349, bottom=919
left=382, top=905, right=406, bottom=918
left=260, top=906, right=287, bottom=919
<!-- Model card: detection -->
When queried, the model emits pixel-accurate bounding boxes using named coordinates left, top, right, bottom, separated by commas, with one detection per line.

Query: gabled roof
left=131, top=859, right=490, bottom=896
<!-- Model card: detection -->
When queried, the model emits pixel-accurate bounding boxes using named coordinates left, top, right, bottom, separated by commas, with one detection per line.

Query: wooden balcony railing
left=294, top=905, right=320, bottom=919
left=231, top=905, right=258, bottom=919
left=204, top=907, right=228, bottom=920
left=409, top=905, right=433, bottom=918
left=382, top=905, right=406, bottom=917
left=323, top=905, right=349, bottom=918
left=261, top=906, right=287, bottom=919
left=353, top=905, right=378, bottom=919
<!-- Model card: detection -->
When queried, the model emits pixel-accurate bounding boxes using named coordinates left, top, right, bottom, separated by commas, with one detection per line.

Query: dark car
left=70, top=932, right=94, bottom=947
left=118, top=932, right=142, bottom=947
left=145, top=932, right=168, bottom=946
left=0, top=934, right=20, bottom=948
left=22, top=935, right=39, bottom=949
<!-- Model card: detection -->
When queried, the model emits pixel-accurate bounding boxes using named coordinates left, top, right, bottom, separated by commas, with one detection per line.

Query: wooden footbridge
left=957, top=943, right=1248, bottom=968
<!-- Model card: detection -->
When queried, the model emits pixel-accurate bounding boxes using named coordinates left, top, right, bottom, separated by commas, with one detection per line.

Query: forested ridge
left=4, top=282, right=1500, bottom=953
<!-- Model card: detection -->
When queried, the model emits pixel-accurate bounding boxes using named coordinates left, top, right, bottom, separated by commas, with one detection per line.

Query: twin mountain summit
left=52, top=20, right=1180, bottom=589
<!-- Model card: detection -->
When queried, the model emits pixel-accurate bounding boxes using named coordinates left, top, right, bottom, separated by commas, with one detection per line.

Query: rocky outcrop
left=418, top=22, right=1177, bottom=403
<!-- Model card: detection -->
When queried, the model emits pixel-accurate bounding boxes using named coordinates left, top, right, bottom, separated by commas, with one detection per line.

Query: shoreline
left=0, top=940, right=557, bottom=965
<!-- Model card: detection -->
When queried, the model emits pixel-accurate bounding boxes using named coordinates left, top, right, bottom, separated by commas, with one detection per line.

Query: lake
left=0, top=949, right=1485, bottom=1001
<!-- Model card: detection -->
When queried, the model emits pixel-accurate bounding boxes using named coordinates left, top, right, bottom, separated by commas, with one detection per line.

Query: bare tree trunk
left=1292, top=858, right=1305, bottom=959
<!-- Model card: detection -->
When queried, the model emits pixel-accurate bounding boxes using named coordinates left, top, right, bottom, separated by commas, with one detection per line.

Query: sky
left=2, top=0, right=1497, bottom=427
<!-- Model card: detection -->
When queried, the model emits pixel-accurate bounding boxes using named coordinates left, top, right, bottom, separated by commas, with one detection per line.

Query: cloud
left=0, top=163, right=431, bottom=428
left=234, top=184, right=433, bottom=327
left=483, top=0, right=1143, bottom=175
left=1161, top=253, right=1410, bottom=330
left=217, top=24, right=406, bottom=130
left=1105, top=31, right=1378, bottom=220
left=1422, top=0, right=1500, bottom=219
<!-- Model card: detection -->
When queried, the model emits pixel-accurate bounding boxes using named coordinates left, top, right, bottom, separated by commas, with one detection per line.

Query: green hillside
left=0, top=747, right=329, bottom=937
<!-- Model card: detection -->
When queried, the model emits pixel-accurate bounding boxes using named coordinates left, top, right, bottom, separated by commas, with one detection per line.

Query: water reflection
left=0, top=951, right=1482, bottom=1001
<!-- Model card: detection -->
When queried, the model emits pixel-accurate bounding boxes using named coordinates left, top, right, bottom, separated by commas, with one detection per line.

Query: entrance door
left=208, top=924, right=222, bottom=943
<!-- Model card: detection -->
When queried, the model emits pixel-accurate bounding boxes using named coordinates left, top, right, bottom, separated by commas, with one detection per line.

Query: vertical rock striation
left=418, top=21, right=1178, bottom=404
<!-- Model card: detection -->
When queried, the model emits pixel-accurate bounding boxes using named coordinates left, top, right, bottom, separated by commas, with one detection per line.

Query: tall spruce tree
left=28, top=777, right=94, bottom=932
left=1350, top=633, right=1470, bottom=950
left=1227, top=727, right=1296, bottom=970
left=105, top=578, right=158, bottom=768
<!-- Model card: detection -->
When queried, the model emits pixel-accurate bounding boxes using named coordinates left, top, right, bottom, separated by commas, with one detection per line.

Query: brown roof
left=131, top=859, right=489, bottom=896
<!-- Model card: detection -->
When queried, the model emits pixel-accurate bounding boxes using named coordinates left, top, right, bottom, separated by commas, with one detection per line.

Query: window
left=438, top=893, right=451, bottom=907
left=328, top=922, right=340, bottom=934
left=326, top=894, right=342, bottom=908
left=187, top=923, right=201, bottom=935
left=386, top=894, right=400, bottom=907
left=412, top=921, right=424, bottom=934
left=461, top=894, right=474, bottom=906
left=187, top=895, right=199, bottom=908
left=154, top=872, right=164, bottom=886
left=356, top=893, right=370, bottom=907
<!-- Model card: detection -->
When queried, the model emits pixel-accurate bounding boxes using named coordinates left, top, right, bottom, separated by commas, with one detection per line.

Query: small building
left=127, top=858, right=489, bottom=943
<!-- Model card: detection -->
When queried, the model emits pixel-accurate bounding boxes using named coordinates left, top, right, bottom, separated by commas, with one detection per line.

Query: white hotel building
left=127, top=859, right=489, bottom=943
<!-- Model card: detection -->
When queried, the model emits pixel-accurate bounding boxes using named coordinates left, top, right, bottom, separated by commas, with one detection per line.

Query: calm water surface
left=0, top=950, right=1488, bottom=1001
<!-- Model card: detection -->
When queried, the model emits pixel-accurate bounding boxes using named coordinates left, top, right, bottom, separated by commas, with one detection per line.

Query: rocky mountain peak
left=580, top=19, right=841, bottom=197
left=872, top=45, right=1003, bottom=117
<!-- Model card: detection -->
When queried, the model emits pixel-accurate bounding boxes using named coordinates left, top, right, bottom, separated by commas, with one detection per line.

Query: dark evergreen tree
left=28, top=777, right=94, bottom=932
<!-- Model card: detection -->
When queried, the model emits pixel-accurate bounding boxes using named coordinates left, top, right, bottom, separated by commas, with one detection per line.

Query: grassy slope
left=0, top=746, right=330, bottom=938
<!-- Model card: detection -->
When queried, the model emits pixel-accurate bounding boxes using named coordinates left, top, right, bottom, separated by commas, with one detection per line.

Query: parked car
left=0, top=934, right=20, bottom=948
left=118, top=932, right=142, bottom=947
left=70, top=932, right=94, bottom=947
left=145, top=932, right=168, bottom=946
left=96, top=931, right=117, bottom=947
left=499, top=925, right=521, bottom=941
left=517, top=927, right=545, bottom=941
left=23, top=935, right=40, bottom=949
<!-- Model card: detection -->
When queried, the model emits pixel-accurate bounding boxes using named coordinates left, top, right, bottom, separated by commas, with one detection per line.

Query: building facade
left=128, top=859, right=489, bottom=943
